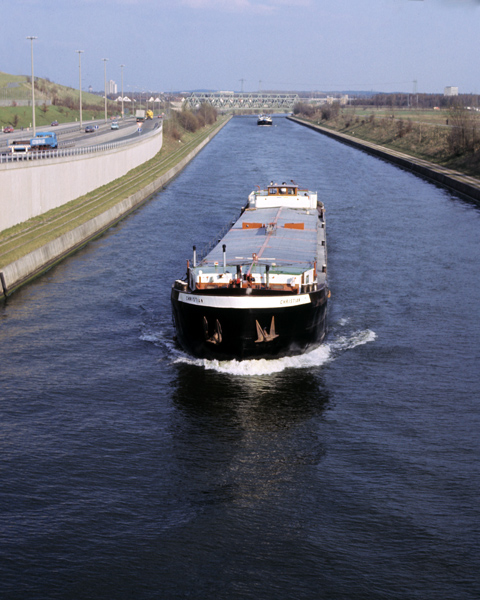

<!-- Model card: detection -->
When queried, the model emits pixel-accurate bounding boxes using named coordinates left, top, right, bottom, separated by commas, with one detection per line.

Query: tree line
left=350, top=93, right=480, bottom=110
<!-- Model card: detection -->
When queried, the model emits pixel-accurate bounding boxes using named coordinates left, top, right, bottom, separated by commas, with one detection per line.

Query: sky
left=1, top=0, right=480, bottom=95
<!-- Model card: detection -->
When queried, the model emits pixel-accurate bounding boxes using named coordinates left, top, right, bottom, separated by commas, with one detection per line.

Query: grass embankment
left=0, top=104, right=119, bottom=129
left=0, top=71, right=123, bottom=129
left=296, top=105, right=480, bottom=178
left=0, top=115, right=228, bottom=269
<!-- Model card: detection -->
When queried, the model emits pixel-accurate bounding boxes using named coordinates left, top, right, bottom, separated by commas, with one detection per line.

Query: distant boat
left=171, top=181, right=329, bottom=361
left=257, top=114, right=273, bottom=126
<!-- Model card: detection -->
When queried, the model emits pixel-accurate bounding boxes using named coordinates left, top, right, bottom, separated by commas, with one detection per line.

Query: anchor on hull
left=255, top=316, right=279, bottom=343
left=203, top=316, right=223, bottom=345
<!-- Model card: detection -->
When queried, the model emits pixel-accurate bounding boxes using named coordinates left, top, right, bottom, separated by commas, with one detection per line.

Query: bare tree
left=447, top=101, right=479, bottom=155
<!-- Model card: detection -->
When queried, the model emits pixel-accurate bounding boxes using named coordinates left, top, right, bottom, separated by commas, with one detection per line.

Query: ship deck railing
left=195, top=281, right=300, bottom=293
left=193, top=282, right=324, bottom=294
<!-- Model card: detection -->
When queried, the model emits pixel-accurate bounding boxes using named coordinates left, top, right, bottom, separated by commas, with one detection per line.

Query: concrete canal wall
left=0, top=117, right=231, bottom=298
left=0, top=124, right=163, bottom=233
left=288, top=116, right=480, bottom=205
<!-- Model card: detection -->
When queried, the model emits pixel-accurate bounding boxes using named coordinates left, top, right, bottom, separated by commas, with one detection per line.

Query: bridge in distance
left=185, top=92, right=300, bottom=111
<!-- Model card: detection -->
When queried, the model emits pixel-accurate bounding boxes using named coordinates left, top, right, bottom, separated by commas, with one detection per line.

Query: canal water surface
left=1, top=116, right=479, bottom=599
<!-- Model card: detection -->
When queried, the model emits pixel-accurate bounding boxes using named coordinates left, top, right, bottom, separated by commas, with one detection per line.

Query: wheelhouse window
left=268, top=185, right=298, bottom=196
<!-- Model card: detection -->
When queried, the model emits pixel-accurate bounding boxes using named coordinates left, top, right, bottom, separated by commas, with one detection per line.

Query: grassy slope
left=0, top=70, right=120, bottom=128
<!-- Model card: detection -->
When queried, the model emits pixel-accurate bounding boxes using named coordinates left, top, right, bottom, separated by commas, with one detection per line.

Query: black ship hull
left=171, top=286, right=328, bottom=361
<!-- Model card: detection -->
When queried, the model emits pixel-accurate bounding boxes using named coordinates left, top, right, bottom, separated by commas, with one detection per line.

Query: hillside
left=0, top=70, right=118, bottom=129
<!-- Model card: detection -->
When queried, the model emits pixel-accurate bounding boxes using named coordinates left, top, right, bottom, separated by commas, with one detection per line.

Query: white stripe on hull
left=178, top=292, right=312, bottom=309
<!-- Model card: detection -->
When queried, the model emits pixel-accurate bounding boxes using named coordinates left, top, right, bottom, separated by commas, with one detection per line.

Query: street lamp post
left=26, top=36, right=37, bottom=135
left=76, top=50, right=84, bottom=128
left=120, top=64, right=125, bottom=119
left=102, top=58, right=108, bottom=122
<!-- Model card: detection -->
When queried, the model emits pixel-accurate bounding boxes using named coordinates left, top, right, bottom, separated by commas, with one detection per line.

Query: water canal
left=1, top=116, right=479, bottom=599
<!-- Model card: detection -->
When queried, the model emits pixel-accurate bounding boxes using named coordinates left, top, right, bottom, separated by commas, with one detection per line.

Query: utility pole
left=26, top=36, right=37, bottom=135
left=76, top=50, right=84, bottom=128
left=102, top=58, right=108, bottom=122
left=239, top=78, right=245, bottom=93
left=120, top=64, right=125, bottom=119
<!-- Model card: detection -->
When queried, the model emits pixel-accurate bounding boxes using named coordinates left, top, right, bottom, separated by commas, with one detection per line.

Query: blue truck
left=29, top=131, right=58, bottom=151
left=8, top=131, right=58, bottom=154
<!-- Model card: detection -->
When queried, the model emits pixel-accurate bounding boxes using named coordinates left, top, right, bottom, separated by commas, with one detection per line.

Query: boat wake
left=173, top=344, right=332, bottom=376
left=140, top=319, right=376, bottom=377
left=329, top=328, right=377, bottom=355
left=145, top=329, right=376, bottom=376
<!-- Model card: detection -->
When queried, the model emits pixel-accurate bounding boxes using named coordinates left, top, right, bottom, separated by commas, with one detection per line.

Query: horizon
left=1, top=71, right=475, bottom=99
left=2, top=1, right=479, bottom=96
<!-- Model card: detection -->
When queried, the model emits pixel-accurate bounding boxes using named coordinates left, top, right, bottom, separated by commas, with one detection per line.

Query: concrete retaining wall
left=288, top=117, right=480, bottom=205
left=0, top=124, right=163, bottom=232
left=0, top=117, right=231, bottom=297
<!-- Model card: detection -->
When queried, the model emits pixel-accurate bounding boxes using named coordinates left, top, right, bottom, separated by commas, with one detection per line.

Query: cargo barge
left=171, top=182, right=329, bottom=361
left=257, top=115, right=273, bottom=126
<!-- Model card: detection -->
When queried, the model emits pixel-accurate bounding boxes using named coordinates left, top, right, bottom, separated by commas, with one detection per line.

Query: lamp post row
left=26, top=37, right=127, bottom=130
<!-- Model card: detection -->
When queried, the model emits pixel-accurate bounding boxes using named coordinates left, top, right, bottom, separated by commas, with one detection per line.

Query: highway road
left=0, top=117, right=161, bottom=155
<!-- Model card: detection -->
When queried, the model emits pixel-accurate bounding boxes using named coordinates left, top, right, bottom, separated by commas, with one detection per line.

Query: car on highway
left=110, top=121, right=119, bottom=130
left=3, top=126, right=14, bottom=133
left=51, top=121, right=59, bottom=126
left=85, top=125, right=95, bottom=133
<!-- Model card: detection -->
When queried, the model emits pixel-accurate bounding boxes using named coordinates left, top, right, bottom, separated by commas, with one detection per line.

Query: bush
left=447, top=103, right=479, bottom=155
left=293, top=102, right=315, bottom=117
left=164, top=102, right=217, bottom=142
left=164, top=116, right=182, bottom=141
left=396, top=119, right=405, bottom=138
left=177, top=109, right=199, bottom=132
left=197, top=102, right=217, bottom=125
left=320, top=102, right=340, bottom=121
left=64, top=96, right=76, bottom=110
left=319, top=105, right=330, bottom=120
